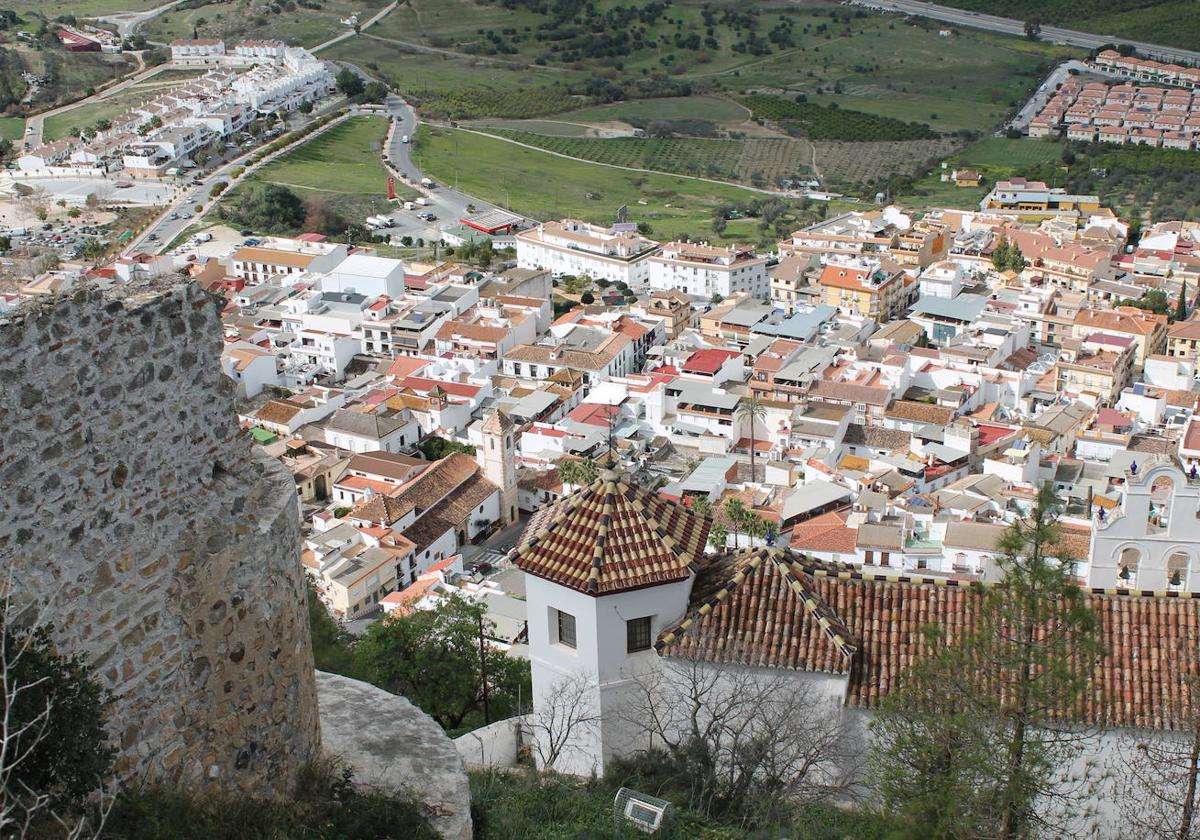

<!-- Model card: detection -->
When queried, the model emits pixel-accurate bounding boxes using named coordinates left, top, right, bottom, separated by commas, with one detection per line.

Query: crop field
left=564, top=97, right=751, bottom=125
left=937, top=0, right=1198, bottom=51
left=474, top=129, right=813, bottom=187
left=467, top=119, right=594, bottom=137
left=813, top=137, right=964, bottom=188
left=412, top=126, right=780, bottom=242
left=742, top=94, right=938, bottom=142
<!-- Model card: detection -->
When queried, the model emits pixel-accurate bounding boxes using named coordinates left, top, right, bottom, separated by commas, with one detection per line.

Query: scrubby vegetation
left=106, top=758, right=438, bottom=839
left=469, top=768, right=901, bottom=840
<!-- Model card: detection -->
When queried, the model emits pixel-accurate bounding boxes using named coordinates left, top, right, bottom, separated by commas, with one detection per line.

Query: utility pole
left=478, top=611, right=491, bottom=724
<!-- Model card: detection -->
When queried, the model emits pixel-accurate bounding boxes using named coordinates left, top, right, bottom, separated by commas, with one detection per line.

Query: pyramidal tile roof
left=657, top=547, right=856, bottom=671
left=515, top=468, right=711, bottom=595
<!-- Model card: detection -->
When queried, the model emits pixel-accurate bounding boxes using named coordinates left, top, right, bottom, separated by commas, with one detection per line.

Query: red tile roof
left=515, top=469, right=711, bottom=595
left=787, top=509, right=857, bottom=554
left=566, top=403, right=621, bottom=428
left=682, top=348, right=740, bottom=375
left=660, top=551, right=1200, bottom=729
left=397, top=376, right=481, bottom=399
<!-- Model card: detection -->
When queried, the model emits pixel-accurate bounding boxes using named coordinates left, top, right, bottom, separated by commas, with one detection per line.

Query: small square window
left=626, top=616, right=652, bottom=653
left=556, top=609, right=577, bottom=649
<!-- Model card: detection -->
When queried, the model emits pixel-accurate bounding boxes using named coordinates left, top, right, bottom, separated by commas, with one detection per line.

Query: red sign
left=386, top=176, right=396, bottom=200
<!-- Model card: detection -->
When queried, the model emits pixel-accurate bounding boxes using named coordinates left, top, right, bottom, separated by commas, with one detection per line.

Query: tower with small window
left=477, top=410, right=518, bottom=526
left=513, top=466, right=711, bottom=776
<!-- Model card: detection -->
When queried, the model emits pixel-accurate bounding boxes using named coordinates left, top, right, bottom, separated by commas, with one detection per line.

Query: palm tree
left=724, top=498, right=748, bottom=549
left=708, top=524, right=728, bottom=551
left=691, top=495, right=712, bottom=519
left=746, top=515, right=768, bottom=546
left=736, top=396, right=768, bottom=484
left=557, top=458, right=598, bottom=490
left=557, top=460, right=581, bottom=489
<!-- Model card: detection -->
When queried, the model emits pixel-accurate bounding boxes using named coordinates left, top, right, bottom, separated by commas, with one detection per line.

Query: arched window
left=1118, top=547, right=1141, bottom=590
left=1149, top=476, right=1175, bottom=534
left=1168, top=551, right=1190, bottom=592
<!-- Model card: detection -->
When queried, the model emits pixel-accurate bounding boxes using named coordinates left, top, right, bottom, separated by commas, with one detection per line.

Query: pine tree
left=1177, top=281, right=1189, bottom=322
left=991, top=235, right=1011, bottom=273
left=1006, top=243, right=1027, bottom=274
left=869, top=484, right=1105, bottom=839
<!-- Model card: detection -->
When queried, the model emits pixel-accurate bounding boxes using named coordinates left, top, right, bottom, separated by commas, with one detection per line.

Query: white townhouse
left=646, top=241, right=769, bottom=300
left=516, top=219, right=660, bottom=286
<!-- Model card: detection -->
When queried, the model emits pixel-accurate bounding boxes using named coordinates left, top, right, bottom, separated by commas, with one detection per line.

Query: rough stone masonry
left=0, top=277, right=320, bottom=794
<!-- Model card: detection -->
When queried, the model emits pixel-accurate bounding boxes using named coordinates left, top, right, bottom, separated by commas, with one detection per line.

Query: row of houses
left=1030, top=77, right=1200, bottom=149
left=18, top=42, right=333, bottom=177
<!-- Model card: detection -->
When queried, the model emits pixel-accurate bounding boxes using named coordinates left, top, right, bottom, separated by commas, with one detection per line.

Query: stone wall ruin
left=0, top=278, right=320, bottom=793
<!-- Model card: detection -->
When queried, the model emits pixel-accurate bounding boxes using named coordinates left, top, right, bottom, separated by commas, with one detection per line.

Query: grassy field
left=412, top=126, right=782, bottom=242
left=0, top=117, right=22, bottom=142
left=4, top=0, right=160, bottom=13
left=347, top=0, right=1077, bottom=137
left=145, top=0, right=387, bottom=48
left=240, top=116, right=413, bottom=223
left=43, top=89, right=155, bottom=141
left=322, top=36, right=590, bottom=119
left=897, top=137, right=1065, bottom=210
left=20, top=48, right=136, bottom=112
left=472, top=128, right=812, bottom=188
left=252, top=116, right=394, bottom=195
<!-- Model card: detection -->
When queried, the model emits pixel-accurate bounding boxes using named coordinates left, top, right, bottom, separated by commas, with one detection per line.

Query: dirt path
left=311, top=0, right=398, bottom=54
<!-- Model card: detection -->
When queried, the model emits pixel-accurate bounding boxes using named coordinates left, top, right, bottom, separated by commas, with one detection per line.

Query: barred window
left=556, top=609, right=577, bottom=649
left=626, top=616, right=652, bottom=653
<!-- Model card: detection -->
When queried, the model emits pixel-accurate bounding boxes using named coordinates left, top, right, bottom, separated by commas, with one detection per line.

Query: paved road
left=89, top=0, right=194, bottom=38
left=127, top=102, right=349, bottom=255
left=377, top=92, right=498, bottom=244
left=847, top=0, right=1200, bottom=65
left=1007, top=59, right=1089, bottom=133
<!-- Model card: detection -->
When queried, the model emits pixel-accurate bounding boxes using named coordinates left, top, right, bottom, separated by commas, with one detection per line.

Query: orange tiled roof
left=660, top=549, right=1200, bottom=729
left=515, top=469, right=710, bottom=595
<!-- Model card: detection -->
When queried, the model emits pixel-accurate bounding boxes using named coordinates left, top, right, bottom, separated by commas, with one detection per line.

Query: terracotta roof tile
left=515, top=469, right=710, bottom=595
left=660, top=551, right=1200, bottom=730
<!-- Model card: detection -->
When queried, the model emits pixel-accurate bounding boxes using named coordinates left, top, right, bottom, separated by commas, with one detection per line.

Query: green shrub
left=106, top=756, right=438, bottom=839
